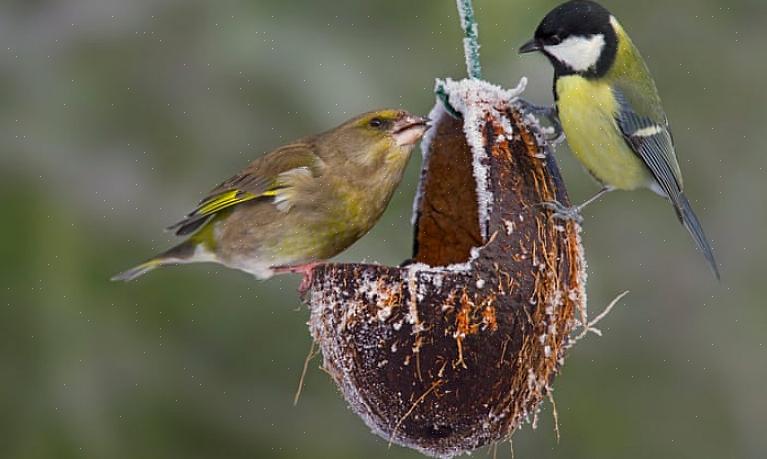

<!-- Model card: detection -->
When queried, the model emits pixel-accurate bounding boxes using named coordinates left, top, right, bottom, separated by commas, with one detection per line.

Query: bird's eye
left=369, top=118, right=383, bottom=128
left=549, top=34, right=562, bottom=45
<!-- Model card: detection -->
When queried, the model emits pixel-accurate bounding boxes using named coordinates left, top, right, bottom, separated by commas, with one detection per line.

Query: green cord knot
left=435, top=83, right=462, bottom=119
left=435, top=0, right=482, bottom=118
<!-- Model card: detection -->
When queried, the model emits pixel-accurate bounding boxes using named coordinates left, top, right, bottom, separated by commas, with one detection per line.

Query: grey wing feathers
left=613, top=89, right=681, bottom=190
left=614, top=88, right=720, bottom=279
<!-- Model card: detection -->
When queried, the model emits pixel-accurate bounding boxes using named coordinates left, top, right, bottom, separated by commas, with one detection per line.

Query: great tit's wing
left=613, top=85, right=683, bottom=191
left=614, top=86, right=719, bottom=279
left=168, top=143, right=323, bottom=236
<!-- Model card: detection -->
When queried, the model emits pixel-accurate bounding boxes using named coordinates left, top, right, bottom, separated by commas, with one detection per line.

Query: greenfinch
left=112, top=109, right=429, bottom=286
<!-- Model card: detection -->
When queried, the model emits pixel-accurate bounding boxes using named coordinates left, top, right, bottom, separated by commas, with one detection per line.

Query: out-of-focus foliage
left=1, top=1, right=765, bottom=458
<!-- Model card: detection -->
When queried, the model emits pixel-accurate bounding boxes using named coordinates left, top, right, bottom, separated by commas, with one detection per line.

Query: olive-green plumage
left=520, top=0, right=719, bottom=278
left=112, top=109, right=429, bottom=281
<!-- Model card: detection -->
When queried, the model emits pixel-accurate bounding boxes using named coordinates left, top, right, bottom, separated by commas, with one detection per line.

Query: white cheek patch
left=544, top=34, right=606, bottom=72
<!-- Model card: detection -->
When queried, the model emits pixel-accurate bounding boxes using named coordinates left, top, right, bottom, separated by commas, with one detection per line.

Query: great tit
left=112, top=109, right=429, bottom=289
left=520, top=0, right=719, bottom=279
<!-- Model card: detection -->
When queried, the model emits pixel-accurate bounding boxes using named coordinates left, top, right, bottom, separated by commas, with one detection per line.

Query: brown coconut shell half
left=303, top=79, right=587, bottom=458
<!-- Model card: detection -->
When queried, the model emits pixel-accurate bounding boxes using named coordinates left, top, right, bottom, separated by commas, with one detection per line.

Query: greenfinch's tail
left=111, top=241, right=198, bottom=282
left=110, top=259, right=164, bottom=282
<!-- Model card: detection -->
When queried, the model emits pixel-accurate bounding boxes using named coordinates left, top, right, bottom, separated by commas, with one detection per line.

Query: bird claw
left=272, top=262, right=322, bottom=295
left=548, top=129, right=566, bottom=146
left=515, top=99, right=556, bottom=119
left=298, top=272, right=315, bottom=296
left=536, top=201, right=584, bottom=223
left=515, top=99, right=565, bottom=144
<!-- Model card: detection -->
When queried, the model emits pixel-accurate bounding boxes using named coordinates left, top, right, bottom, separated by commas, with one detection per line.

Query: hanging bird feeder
left=302, top=1, right=588, bottom=457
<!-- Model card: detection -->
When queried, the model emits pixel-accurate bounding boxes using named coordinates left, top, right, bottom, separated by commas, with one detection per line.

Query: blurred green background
left=1, top=0, right=765, bottom=458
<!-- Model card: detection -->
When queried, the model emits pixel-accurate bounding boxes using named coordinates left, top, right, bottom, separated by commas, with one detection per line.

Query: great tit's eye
left=369, top=118, right=383, bottom=128
left=549, top=34, right=562, bottom=45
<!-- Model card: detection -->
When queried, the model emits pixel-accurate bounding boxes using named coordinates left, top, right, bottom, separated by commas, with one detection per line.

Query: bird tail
left=111, top=240, right=198, bottom=282
left=672, top=192, right=720, bottom=280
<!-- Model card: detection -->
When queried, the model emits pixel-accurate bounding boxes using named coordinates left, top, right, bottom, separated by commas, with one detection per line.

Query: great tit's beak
left=519, top=39, right=542, bottom=54
left=392, top=115, right=430, bottom=147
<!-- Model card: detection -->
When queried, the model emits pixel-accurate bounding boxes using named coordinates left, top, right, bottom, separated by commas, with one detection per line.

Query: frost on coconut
left=303, top=76, right=588, bottom=458
left=439, top=77, right=527, bottom=238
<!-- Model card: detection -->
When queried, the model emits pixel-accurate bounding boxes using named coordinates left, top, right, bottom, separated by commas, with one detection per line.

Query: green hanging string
left=455, top=0, right=482, bottom=79
left=436, top=0, right=482, bottom=118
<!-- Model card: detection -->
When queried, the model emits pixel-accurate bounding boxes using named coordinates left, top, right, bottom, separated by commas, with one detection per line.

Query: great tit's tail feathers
left=673, top=193, right=720, bottom=280
left=111, top=241, right=198, bottom=282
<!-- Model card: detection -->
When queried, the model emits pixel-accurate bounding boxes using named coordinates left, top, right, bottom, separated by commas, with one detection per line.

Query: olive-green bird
left=112, top=109, right=429, bottom=285
left=520, top=0, right=719, bottom=278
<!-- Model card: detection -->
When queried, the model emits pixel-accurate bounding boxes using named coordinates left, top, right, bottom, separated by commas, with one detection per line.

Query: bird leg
left=272, top=262, right=323, bottom=294
left=515, top=99, right=565, bottom=144
left=537, top=187, right=613, bottom=223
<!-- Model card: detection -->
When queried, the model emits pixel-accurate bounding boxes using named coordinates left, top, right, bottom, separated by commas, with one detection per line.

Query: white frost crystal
left=438, top=77, right=527, bottom=238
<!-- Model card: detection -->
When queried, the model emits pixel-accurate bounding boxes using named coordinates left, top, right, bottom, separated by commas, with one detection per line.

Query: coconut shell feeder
left=302, top=2, right=591, bottom=457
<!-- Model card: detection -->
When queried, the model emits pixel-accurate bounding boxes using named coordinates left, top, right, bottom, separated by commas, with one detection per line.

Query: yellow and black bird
left=520, top=0, right=719, bottom=278
left=112, top=109, right=429, bottom=287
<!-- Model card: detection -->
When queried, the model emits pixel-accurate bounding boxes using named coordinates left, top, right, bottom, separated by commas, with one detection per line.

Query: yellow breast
left=556, top=76, right=652, bottom=191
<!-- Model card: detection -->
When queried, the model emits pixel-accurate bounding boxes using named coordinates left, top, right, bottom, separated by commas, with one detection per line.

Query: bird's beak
left=392, top=115, right=430, bottom=147
left=519, top=39, right=542, bottom=54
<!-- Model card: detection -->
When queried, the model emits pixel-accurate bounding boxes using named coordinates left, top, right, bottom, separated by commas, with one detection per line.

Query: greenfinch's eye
left=369, top=118, right=383, bottom=128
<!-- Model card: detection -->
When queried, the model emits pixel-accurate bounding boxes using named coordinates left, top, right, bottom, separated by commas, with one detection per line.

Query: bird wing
left=613, top=85, right=719, bottom=279
left=612, top=84, right=683, bottom=194
left=168, top=142, right=323, bottom=236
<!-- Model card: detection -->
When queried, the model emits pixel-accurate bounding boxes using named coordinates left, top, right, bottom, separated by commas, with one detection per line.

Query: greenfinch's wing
left=168, top=143, right=323, bottom=236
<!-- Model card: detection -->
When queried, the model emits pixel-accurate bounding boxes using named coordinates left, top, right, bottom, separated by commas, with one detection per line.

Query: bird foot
left=536, top=200, right=584, bottom=223
left=515, top=99, right=556, bottom=119
left=272, top=262, right=323, bottom=295
left=515, top=99, right=565, bottom=144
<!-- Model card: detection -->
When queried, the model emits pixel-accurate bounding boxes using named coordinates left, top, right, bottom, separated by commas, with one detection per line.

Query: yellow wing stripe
left=193, top=185, right=287, bottom=218
left=195, top=190, right=258, bottom=216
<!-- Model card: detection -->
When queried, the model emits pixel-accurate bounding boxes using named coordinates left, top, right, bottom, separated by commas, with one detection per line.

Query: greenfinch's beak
left=519, top=39, right=542, bottom=54
left=392, top=115, right=430, bottom=147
